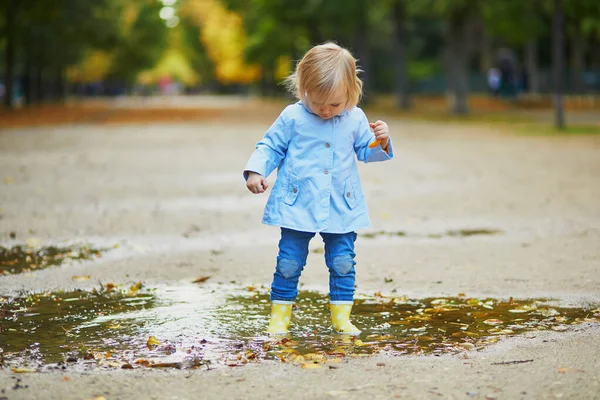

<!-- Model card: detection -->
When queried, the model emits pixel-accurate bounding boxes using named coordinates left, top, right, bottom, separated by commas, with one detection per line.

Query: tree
left=564, top=0, right=600, bottom=93
left=2, top=0, right=17, bottom=108
left=108, top=0, right=169, bottom=85
left=392, top=0, right=410, bottom=109
left=553, top=0, right=566, bottom=129
left=483, top=0, right=545, bottom=94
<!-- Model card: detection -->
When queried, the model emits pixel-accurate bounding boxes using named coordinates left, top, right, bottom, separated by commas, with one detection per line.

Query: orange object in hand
left=368, top=122, right=381, bottom=148
left=368, top=139, right=381, bottom=148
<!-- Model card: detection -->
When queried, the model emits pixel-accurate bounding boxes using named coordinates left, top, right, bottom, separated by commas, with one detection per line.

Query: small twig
left=491, top=359, right=534, bottom=365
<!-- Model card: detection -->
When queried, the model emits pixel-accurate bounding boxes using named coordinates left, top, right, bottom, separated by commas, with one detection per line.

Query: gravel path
left=1, top=100, right=599, bottom=399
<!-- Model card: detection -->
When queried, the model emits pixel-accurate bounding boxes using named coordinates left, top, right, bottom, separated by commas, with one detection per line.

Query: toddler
left=243, top=42, right=394, bottom=335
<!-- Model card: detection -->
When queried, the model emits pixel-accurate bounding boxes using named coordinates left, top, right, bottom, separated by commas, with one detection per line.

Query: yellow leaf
left=147, top=336, right=161, bottom=347
left=557, top=367, right=569, bottom=373
left=192, top=276, right=211, bottom=283
left=129, top=282, right=143, bottom=292
left=72, top=275, right=91, bottom=281
left=11, top=367, right=36, bottom=373
left=4, top=177, right=14, bottom=184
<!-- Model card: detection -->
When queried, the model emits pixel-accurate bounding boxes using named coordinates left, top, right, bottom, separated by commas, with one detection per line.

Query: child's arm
left=243, top=113, right=291, bottom=187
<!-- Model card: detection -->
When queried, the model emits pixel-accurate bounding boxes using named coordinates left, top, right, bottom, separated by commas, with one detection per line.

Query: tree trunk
left=4, top=0, right=17, bottom=109
left=445, top=12, right=470, bottom=115
left=56, top=66, right=66, bottom=102
left=478, top=24, right=493, bottom=73
left=260, top=59, right=275, bottom=97
left=23, top=32, right=33, bottom=105
left=525, top=39, right=540, bottom=94
left=35, top=65, right=44, bottom=103
left=392, top=0, right=410, bottom=109
left=552, top=0, right=565, bottom=129
left=355, top=0, right=370, bottom=105
left=571, top=28, right=586, bottom=94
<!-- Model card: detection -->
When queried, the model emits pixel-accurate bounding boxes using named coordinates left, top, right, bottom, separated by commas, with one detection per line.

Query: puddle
left=360, top=229, right=502, bottom=240
left=0, top=244, right=109, bottom=275
left=1, top=284, right=598, bottom=371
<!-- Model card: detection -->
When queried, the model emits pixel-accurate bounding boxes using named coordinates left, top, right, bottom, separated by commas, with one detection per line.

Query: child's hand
left=369, top=120, right=390, bottom=150
left=246, top=171, right=269, bottom=194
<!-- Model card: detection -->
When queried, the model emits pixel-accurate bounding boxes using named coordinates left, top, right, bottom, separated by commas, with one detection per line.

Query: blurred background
left=1, top=0, right=599, bottom=128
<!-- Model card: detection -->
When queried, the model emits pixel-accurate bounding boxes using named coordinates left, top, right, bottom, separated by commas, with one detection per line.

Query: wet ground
left=0, top=97, right=599, bottom=399
left=2, top=282, right=598, bottom=372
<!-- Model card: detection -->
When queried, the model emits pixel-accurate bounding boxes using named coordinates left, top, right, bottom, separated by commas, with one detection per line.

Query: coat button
left=347, top=192, right=351, bottom=197
left=292, top=188, right=297, bottom=193
left=325, top=142, right=330, bottom=148
left=324, top=170, right=329, bottom=174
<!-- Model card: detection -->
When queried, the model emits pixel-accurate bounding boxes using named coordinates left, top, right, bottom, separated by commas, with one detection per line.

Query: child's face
left=307, top=86, right=347, bottom=120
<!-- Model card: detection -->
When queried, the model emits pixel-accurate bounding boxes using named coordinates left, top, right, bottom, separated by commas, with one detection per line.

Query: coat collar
left=298, top=100, right=350, bottom=118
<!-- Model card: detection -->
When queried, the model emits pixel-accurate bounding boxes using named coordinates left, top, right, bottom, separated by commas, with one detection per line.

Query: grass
left=1, top=95, right=598, bottom=136
left=514, top=124, right=600, bottom=136
left=366, top=95, right=600, bottom=137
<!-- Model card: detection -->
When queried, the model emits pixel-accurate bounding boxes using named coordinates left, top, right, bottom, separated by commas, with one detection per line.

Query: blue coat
left=244, top=101, right=394, bottom=233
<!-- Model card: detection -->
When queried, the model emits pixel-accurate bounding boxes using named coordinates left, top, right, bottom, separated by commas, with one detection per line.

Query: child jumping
left=243, top=42, right=394, bottom=335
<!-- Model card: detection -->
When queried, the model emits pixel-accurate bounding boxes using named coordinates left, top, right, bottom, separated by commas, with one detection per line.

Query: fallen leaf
left=557, top=367, right=569, bottom=373
left=147, top=336, right=161, bottom=348
left=483, top=319, right=503, bottom=325
left=192, top=276, right=211, bottom=283
left=72, top=275, right=90, bottom=281
left=4, top=176, right=14, bottom=184
left=149, top=362, right=182, bottom=368
left=11, top=367, right=37, bottom=373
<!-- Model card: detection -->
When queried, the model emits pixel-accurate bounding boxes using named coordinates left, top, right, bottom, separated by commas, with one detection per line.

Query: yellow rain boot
left=330, top=301, right=361, bottom=335
left=266, top=301, right=293, bottom=334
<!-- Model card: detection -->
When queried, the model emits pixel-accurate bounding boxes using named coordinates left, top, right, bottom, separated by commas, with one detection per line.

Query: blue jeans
left=270, top=228, right=357, bottom=302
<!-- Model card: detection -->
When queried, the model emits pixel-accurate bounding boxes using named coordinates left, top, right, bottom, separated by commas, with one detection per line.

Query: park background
left=1, top=0, right=599, bottom=129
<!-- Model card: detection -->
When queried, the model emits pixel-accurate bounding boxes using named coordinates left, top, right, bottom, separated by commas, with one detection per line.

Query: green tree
left=413, top=0, right=481, bottom=115
left=1, top=0, right=122, bottom=107
left=553, top=0, right=566, bottom=129
left=108, top=0, right=169, bottom=85
left=391, top=0, right=410, bottom=109
left=564, top=0, right=600, bottom=93
left=483, top=0, right=546, bottom=94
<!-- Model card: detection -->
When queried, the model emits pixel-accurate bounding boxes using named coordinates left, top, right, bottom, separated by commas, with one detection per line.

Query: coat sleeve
left=353, top=109, right=395, bottom=163
left=243, top=112, right=291, bottom=179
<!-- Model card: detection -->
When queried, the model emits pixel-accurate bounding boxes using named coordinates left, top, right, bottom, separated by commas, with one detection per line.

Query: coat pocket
left=284, top=174, right=300, bottom=205
left=343, top=178, right=357, bottom=210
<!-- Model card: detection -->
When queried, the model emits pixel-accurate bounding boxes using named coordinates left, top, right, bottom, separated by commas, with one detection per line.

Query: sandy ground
left=1, top=98, right=599, bottom=399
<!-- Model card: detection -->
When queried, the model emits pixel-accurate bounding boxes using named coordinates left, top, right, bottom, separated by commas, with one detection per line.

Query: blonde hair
left=284, top=42, right=363, bottom=110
